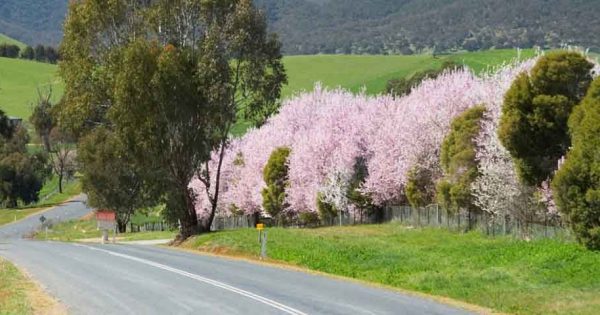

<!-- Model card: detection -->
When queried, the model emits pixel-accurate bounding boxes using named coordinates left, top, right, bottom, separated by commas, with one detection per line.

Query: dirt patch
left=79, top=211, right=96, bottom=221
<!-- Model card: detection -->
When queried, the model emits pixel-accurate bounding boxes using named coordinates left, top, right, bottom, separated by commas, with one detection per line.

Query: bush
left=317, top=192, right=337, bottom=223
left=0, top=124, right=50, bottom=208
left=298, top=211, right=320, bottom=226
left=499, top=51, right=594, bottom=186
left=552, top=77, right=600, bottom=250
left=405, top=166, right=436, bottom=208
left=437, top=106, right=485, bottom=212
left=261, top=147, right=291, bottom=218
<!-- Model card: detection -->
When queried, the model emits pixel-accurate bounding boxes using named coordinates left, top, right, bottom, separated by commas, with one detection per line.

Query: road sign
left=39, top=215, right=46, bottom=224
left=96, top=210, right=117, bottom=244
left=256, top=223, right=264, bottom=230
left=96, top=210, right=116, bottom=229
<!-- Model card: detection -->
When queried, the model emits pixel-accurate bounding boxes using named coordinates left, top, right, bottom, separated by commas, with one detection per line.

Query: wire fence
left=128, top=221, right=176, bottom=233
left=380, top=205, right=572, bottom=241
left=208, top=204, right=573, bottom=241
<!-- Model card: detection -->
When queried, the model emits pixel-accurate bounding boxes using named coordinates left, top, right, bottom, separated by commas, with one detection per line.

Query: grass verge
left=35, top=217, right=176, bottom=242
left=0, top=208, right=46, bottom=227
left=0, top=257, right=65, bottom=314
left=182, top=223, right=600, bottom=315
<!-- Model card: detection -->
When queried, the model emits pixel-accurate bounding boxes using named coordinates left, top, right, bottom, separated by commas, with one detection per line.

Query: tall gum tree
left=58, top=0, right=286, bottom=239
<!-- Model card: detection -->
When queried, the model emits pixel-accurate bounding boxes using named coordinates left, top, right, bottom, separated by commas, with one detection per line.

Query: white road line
left=73, top=243, right=307, bottom=315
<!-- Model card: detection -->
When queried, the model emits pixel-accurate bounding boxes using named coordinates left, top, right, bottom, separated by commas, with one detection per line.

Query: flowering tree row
left=191, top=55, right=598, bottom=221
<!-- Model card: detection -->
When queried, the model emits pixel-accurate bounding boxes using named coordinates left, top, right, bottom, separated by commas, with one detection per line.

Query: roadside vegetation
left=35, top=217, right=176, bottom=242
left=184, top=224, right=600, bottom=315
left=0, top=257, right=64, bottom=314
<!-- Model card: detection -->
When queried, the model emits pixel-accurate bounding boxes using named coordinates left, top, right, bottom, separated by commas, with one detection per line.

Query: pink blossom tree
left=191, top=54, right=598, bottom=223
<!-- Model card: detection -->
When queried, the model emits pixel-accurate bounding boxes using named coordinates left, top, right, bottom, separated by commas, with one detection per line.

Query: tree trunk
left=58, top=173, right=63, bottom=194
left=179, top=189, right=200, bottom=239
left=117, top=219, right=127, bottom=233
left=42, top=134, right=51, bottom=152
left=181, top=210, right=199, bottom=237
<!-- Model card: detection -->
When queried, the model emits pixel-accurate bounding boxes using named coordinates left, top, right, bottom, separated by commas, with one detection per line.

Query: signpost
left=39, top=215, right=48, bottom=240
left=256, top=223, right=267, bottom=259
left=96, top=210, right=117, bottom=244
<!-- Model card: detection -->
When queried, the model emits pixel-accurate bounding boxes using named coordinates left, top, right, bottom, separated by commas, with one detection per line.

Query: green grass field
left=185, top=224, right=600, bottom=315
left=282, top=49, right=536, bottom=97
left=0, top=57, right=62, bottom=119
left=0, top=49, right=536, bottom=122
left=0, top=207, right=45, bottom=227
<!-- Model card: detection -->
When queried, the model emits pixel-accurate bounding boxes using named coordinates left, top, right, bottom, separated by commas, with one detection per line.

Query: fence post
left=544, top=213, right=548, bottom=238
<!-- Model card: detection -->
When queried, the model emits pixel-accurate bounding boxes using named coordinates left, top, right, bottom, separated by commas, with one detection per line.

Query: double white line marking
left=74, top=243, right=307, bottom=315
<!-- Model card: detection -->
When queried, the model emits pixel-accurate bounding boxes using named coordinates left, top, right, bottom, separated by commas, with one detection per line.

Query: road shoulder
left=0, top=256, right=67, bottom=315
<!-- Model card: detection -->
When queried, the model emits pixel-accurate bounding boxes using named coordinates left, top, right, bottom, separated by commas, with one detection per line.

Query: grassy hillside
left=282, top=49, right=536, bottom=97
left=0, top=57, right=62, bottom=119
left=185, top=224, right=600, bottom=315
left=0, top=49, right=534, bottom=121
left=0, top=33, right=26, bottom=49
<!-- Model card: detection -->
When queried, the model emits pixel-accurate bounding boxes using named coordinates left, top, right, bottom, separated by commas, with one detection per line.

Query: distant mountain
left=256, top=0, right=600, bottom=54
left=0, top=0, right=67, bottom=46
left=1, top=0, right=599, bottom=54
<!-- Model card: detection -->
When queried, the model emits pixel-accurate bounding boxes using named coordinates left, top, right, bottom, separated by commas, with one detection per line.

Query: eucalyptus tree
left=59, top=0, right=286, bottom=239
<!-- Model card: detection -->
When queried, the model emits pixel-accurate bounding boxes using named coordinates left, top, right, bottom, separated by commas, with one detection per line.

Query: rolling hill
left=0, top=49, right=536, bottom=122
left=0, top=57, right=62, bottom=118
left=0, top=33, right=26, bottom=49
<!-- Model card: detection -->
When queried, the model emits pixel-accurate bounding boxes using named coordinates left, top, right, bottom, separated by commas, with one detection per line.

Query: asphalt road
left=0, top=197, right=474, bottom=315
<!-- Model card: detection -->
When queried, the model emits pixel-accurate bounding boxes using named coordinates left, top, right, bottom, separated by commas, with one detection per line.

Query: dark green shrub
left=436, top=106, right=485, bottom=213
left=261, top=147, right=291, bottom=218
left=406, top=166, right=436, bottom=208
left=499, top=51, right=594, bottom=186
left=552, top=77, right=600, bottom=250
left=316, top=192, right=337, bottom=223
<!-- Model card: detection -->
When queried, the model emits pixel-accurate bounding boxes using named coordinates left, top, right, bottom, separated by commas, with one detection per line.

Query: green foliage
left=316, top=192, right=337, bottom=223
left=59, top=0, right=286, bottom=238
left=552, top=78, right=600, bottom=250
left=298, top=211, right=320, bottom=226
left=499, top=51, right=594, bottom=186
left=29, top=89, right=54, bottom=151
left=386, top=60, right=463, bottom=97
left=189, top=224, right=600, bottom=315
left=405, top=166, right=436, bottom=208
left=437, top=106, right=485, bottom=212
left=0, top=121, right=50, bottom=208
left=262, top=147, right=291, bottom=218
left=0, top=44, right=20, bottom=58
left=20, top=46, right=34, bottom=60
left=78, top=127, right=152, bottom=232
left=346, top=156, right=378, bottom=218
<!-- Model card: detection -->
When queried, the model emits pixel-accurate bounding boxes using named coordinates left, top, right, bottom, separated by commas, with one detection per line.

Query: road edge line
left=163, top=244, right=504, bottom=315
left=73, top=243, right=307, bottom=315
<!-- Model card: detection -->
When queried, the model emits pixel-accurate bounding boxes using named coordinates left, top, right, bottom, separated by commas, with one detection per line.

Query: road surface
left=0, top=197, right=474, bottom=315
